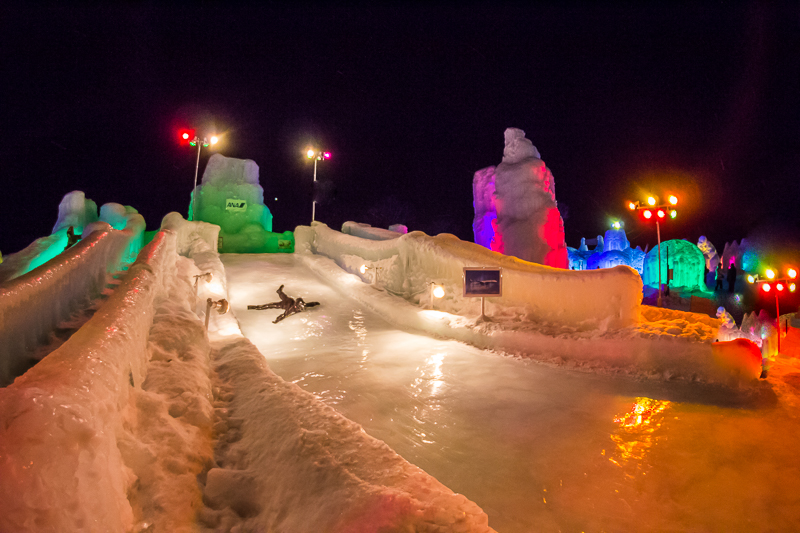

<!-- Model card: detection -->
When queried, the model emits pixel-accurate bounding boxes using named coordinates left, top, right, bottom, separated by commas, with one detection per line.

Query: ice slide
left=0, top=215, right=145, bottom=386
left=226, top=251, right=797, bottom=532
left=0, top=216, right=496, bottom=532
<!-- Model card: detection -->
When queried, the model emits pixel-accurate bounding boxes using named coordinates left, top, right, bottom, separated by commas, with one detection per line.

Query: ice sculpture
left=642, top=239, right=706, bottom=291
left=696, top=236, right=719, bottom=271
left=52, top=190, right=99, bottom=235
left=191, top=154, right=293, bottom=253
left=472, top=128, right=568, bottom=268
left=569, top=229, right=645, bottom=274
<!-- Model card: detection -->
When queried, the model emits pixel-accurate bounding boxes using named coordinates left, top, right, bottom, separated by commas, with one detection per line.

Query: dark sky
left=2, top=1, right=799, bottom=256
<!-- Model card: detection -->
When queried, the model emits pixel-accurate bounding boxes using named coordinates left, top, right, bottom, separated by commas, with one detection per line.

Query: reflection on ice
left=608, top=397, right=671, bottom=472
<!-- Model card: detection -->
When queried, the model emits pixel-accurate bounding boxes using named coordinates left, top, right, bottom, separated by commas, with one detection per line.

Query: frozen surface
left=225, top=252, right=800, bottom=532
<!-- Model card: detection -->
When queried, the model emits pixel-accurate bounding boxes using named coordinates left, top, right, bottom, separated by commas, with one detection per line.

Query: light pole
left=306, top=148, right=331, bottom=223
left=628, top=194, right=679, bottom=307
left=181, top=131, right=219, bottom=221
left=747, top=267, right=797, bottom=353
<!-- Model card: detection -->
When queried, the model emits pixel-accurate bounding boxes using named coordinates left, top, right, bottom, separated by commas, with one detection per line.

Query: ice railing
left=0, top=230, right=176, bottom=531
left=298, top=222, right=643, bottom=330
left=0, top=214, right=145, bottom=386
left=0, top=212, right=145, bottom=283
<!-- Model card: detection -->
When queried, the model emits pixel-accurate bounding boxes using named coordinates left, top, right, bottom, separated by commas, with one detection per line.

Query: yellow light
left=766, top=269, right=775, bottom=279
left=788, top=268, right=797, bottom=279
left=359, top=264, right=368, bottom=274
left=209, top=135, right=219, bottom=145
left=612, top=221, right=621, bottom=229
left=647, top=196, right=656, bottom=206
left=307, top=149, right=315, bottom=159
left=668, top=195, right=678, bottom=205
left=628, top=202, right=636, bottom=210
left=432, top=285, right=445, bottom=299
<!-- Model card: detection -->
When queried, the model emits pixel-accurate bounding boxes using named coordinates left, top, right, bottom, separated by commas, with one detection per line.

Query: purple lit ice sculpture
left=472, top=128, right=568, bottom=268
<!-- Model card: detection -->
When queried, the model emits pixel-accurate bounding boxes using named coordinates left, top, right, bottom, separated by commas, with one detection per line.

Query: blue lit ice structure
left=568, top=229, right=645, bottom=274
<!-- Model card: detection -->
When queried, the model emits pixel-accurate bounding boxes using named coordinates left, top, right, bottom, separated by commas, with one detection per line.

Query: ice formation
left=341, top=221, right=403, bottom=241
left=696, top=235, right=720, bottom=271
left=568, top=229, right=645, bottom=274
left=192, top=154, right=293, bottom=253
left=642, top=239, right=706, bottom=291
left=52, top=190, right=99, bottom=235
left=472, top=128, right=568, bottom=268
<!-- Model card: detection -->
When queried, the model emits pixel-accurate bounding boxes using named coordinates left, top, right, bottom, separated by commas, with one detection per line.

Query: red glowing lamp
left=643, top=210, right=652, bottom=219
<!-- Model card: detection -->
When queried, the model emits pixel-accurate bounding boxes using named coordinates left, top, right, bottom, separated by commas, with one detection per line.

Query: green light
left=612, top=221, right=621, bottom=230
left=670, top=210, right=677, bottom=219
left=189, top=141, right=197, bottom=146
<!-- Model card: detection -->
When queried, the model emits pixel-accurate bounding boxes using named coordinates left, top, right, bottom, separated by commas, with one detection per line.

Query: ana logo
left=225, top=199, right=247, bottom=212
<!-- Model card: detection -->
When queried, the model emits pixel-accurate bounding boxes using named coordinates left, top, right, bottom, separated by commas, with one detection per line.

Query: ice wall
left=298, top=222, right=642, bottom=330
left=192, top=154, right=293, bottom=253
left=341, top=221, right=403, bottom=241
left=0, top=220, right=144, bottom=386
left=0, top=231, right=177, bottom=532
left=473, top=128, right=568, bottom=268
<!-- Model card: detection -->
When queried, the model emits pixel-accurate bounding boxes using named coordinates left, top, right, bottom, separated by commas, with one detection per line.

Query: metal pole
left=191, top=140, right=202, bottom=221
left=776, top=291, right=781, bottom=354
left=656, top=219, right=663, bottom=307
left=311, top=157, right=318, bottom=223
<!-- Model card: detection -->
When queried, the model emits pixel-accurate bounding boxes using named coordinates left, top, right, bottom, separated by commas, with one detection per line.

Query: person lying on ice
left=248, top=284, right=320, bottom=323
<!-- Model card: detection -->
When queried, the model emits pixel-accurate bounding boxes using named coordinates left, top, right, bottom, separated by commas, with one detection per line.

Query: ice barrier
left=0, top=212, right=145, bottom=283
left=0, top=215, right=145, bottom=387
left=298, top=222, right=642, bottom=330
left=0, top=229, right=177, bottom=532
left=341, top=221, right=404, bottom=241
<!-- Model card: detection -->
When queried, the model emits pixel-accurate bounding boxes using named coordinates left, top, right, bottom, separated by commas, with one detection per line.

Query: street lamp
left=627, top=194, right=679, bottom=307
left=181, top=130, right=219, bottom=221
left=747, top=266, right=797, bottom=353
left=306, top=148, right=331, bottom=223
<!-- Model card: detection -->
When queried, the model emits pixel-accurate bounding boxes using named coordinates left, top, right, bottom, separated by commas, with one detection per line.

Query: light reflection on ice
left=607, top=397, right=671, bottom=473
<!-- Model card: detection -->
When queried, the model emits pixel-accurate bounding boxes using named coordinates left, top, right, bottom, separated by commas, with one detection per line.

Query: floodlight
left=657, top=209, right=665, bottom=218
left=210, top=136, right=219, bottom=145
left=747, top=275, right=755, bottom=284
left=670, top=210, right=677, bottom=219
left=762, top=283, right=771, bottom=292
left=628, top=202, right=636, bottom=210
left=360, top=264, right=368, bottom=274
left=647, top=196, right=656, bottom=206
left=433, top=285, right=445, bottom=299
left=766, top=269, right=775, bottom=279
left=788, top=268, right=797, bottom=279
left=777, top=283, right=785, bottom=292
left=307, top=149, right=315, bottom=159
left=668, top=195, right=678, bottom=205
left=643, top=210, right=652, bottom=219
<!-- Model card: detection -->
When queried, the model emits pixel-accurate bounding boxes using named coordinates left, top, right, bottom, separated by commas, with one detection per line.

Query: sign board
left=225, top=199, right=247, bottom=212
left=463, top=267, right=503, bottom=297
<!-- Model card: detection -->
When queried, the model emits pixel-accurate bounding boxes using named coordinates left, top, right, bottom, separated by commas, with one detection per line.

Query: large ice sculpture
left=696, top=236, right=719, bottom=271
left=472, top=128, right=568, bottom=268
left=191, top=154, right=293, bottom=253
left=568, top=229, right=645, bottom=274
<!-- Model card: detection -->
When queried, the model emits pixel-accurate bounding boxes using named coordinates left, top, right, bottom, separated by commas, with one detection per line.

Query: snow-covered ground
left=225, top=252, right=800, bottom=532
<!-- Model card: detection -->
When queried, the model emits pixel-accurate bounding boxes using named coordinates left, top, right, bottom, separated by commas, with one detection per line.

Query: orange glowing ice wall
left=473, top=128, right=568, bottom=268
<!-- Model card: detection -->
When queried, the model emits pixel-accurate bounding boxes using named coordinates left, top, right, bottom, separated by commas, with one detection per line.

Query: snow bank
left=342, top=221, right=403, bottom=241
left=0, top=230, right=177, bottom=532
left=297, top=222, right=642, bottom=330
left=0, top=220, right=144, bottom=386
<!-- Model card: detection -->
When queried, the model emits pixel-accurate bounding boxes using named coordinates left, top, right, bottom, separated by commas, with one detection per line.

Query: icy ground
left=225, top=253, right=800, bottom=532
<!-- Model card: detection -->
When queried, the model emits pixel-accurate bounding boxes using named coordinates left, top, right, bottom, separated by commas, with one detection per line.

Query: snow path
left=224, top=253, right=800, bottom=532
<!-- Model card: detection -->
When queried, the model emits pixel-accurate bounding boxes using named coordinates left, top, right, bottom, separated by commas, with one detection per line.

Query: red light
left=323, top=152, right=331, bottom=159
left=777, top=283, right=785, bottom=292
left=643, top=210, right=652, bottom=219
left=762, top=283, right=771, bottom=292
left=179, top=129, right=195, bottom=145
left=657, top=209, right=665, bottom=218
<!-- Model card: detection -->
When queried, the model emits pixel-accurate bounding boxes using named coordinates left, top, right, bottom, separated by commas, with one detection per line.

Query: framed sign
left=463, top=267, right=503, bottom=297
left=226, top=199, right=247, bottom=212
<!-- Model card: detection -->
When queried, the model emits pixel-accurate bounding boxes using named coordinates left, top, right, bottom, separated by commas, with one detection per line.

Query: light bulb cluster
left=627, top=194, right=678, bottom=221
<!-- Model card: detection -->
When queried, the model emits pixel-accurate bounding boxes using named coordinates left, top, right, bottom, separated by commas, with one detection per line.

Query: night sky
left=2, top=2, right=799, bottom=258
